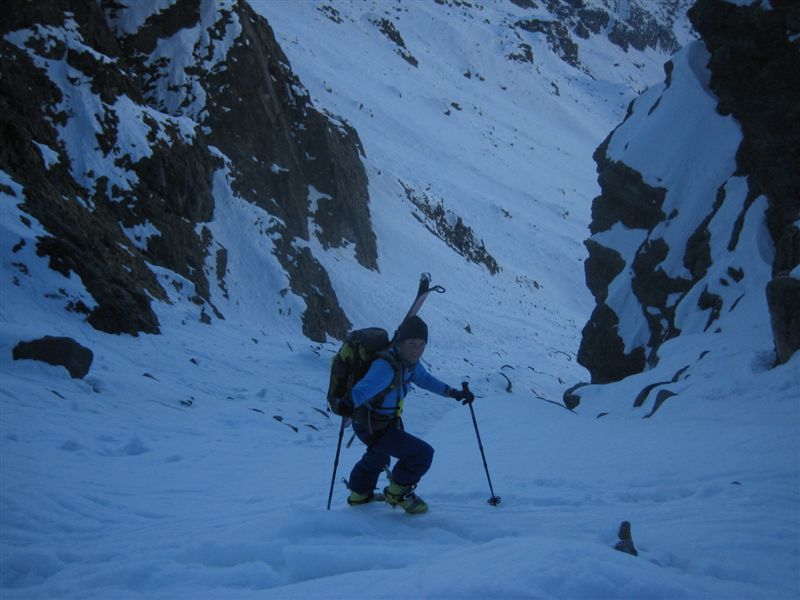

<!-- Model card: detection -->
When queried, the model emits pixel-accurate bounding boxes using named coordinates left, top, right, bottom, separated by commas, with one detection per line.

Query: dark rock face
left=607, top=2, right=682, bottom=53
left=13, top=336, right=94, bottom=379
left=583, top=240, right=624, bottom=305
left=579, top=304, right=646, bottom=384
left=578, top=141, right=676, bottom=382
left=766, top=276, right=800, bottom=364
left=193, top=1, right=372, bottom=340
left=590, top=148, right=668, bottom=234
left=511, top=0, right=688, bottom=70
left=400, top=182, right=501, bottom=276
left=689, top=0, right=800, bottom=271
left=508, top=41, right=534, bottom=64
left=373, top=17, right=418, bottom=67
left=1, top=4, right=167, bottom=335
left=577, top=0, right=800, bottom=382
left=689, top=0, right=800, bottom=364
left=515, top=18, right=580, bottom=68
left=1, top=0, right=375, bottom=341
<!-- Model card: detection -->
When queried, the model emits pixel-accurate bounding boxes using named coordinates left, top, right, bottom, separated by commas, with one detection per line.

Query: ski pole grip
left=461, top=381, right=470, bottom=393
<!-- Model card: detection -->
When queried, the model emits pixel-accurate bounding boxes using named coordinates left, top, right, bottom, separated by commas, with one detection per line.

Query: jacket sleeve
left=350, top=359, right=396, bottom=408
left=410, top=362, right=450, bottom=396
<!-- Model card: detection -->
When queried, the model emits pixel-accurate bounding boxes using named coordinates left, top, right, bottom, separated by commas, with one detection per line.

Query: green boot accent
left=347, top=490, right=382, bottom=506
left=383, top=481, right=428, bottom=514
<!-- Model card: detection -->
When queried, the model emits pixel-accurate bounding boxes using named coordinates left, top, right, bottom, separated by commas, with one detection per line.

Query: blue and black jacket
left=351, top=347, right=449, bottom=433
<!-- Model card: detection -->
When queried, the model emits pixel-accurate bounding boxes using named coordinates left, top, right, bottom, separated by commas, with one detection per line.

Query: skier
left=340, top=315, right=475, bottom=514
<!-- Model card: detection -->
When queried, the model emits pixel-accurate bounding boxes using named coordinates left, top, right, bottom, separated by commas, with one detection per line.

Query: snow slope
left=1, top=1, right=797, bottom=598
left=2, top=306, right=796, bottom=598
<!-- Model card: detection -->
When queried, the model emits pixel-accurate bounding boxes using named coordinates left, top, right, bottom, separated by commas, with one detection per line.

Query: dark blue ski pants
left=348, top=423, right=434, bottom=494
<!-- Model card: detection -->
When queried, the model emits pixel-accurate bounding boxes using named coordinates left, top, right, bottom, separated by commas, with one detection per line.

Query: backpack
left=326, top=327, right=402, bottom=416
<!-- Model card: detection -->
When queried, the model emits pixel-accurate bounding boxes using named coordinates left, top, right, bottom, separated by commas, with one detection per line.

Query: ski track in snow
left=2, top=1, right=798, bottom=599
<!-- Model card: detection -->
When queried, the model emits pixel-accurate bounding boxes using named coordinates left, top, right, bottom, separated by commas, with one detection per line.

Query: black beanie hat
left=396, top=315, right=428, bottom=343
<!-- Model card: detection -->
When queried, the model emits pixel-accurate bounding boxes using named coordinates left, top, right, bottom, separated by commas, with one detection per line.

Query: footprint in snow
left=118, top=437, right=150, bottom=456
left=59, top=439, right=83, bottom=452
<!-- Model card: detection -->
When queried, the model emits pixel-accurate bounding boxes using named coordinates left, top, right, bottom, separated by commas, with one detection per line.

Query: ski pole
left=326, top=417, right=347, bottom=510
left=463, top=382, right=501, bottom=506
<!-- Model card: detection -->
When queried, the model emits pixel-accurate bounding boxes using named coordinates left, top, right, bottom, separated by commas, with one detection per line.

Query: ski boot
left=347, top=489, right=384, bottom=506
left=383, top=481, right=428, bottom=514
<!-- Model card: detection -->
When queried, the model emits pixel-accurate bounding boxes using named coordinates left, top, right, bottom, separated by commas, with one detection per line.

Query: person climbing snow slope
left=340, top=316, right=475, bottom=514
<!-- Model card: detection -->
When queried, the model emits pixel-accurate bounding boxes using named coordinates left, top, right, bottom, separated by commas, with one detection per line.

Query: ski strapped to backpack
left=325, top=273, right=445, bottom=419
left=402, top=272, right=446, bottom=325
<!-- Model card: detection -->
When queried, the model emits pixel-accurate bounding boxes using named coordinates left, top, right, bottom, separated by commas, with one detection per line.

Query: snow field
left=2, top=319, right=796, bottom=598
left=2, top=1, right=798, bottom=598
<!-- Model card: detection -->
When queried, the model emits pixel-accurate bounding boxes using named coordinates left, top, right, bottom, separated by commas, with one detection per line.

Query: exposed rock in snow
left=510, top=0, right=692, bottom=72
left=577, top=0, right=799, bottom=383
left=12, top=336, right=94, bottom=379
left=766, top=275, right=800, bottom=365
left=0, top=0, right=374, bottom=341
left=689, top=0, right=800, bottom=364
left=400, top=181, right=501, bottom=276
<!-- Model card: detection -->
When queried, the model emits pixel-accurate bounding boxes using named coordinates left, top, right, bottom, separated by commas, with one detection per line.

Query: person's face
left=398, top=338, right=426, bottom=364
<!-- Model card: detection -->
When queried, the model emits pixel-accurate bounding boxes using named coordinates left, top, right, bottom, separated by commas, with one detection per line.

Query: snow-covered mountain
left=574, top=0, right=800, bottom=392
left=1, top=0, right=797, bottom=598
left=1, top=0, right=697, bottom=347
left=2, top=0, right=380, bottom=342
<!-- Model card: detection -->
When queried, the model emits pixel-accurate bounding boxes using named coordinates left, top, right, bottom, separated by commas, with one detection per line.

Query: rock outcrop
left=13, top=336, right=94, bottom=379
left=1, top=0, right=377, bottom=341
left=576, top=0, right=799, bottom=384
left=689, top=0, right=800, bottom=364
left=766, top=275, right=800, bottom=365
left=400, top=182, right=501, bottom=276
left=509, top=0, right=690, bottom=71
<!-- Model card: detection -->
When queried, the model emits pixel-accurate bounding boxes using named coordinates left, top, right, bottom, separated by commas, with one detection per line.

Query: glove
left=448, top=384, right=475, bottom=405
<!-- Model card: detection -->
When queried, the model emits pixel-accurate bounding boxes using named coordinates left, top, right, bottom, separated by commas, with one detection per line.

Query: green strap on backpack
left=326, top=327, right=402, bottom=418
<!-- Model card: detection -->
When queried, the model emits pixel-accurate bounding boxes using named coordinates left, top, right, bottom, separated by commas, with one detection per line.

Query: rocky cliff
left=507, top=0, right=692, bottom=71
left=1, top=0, right=377, bottom=341
left=576, top=0, right=799, bottom=387
left=689, top=0, right=800, bottom=366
